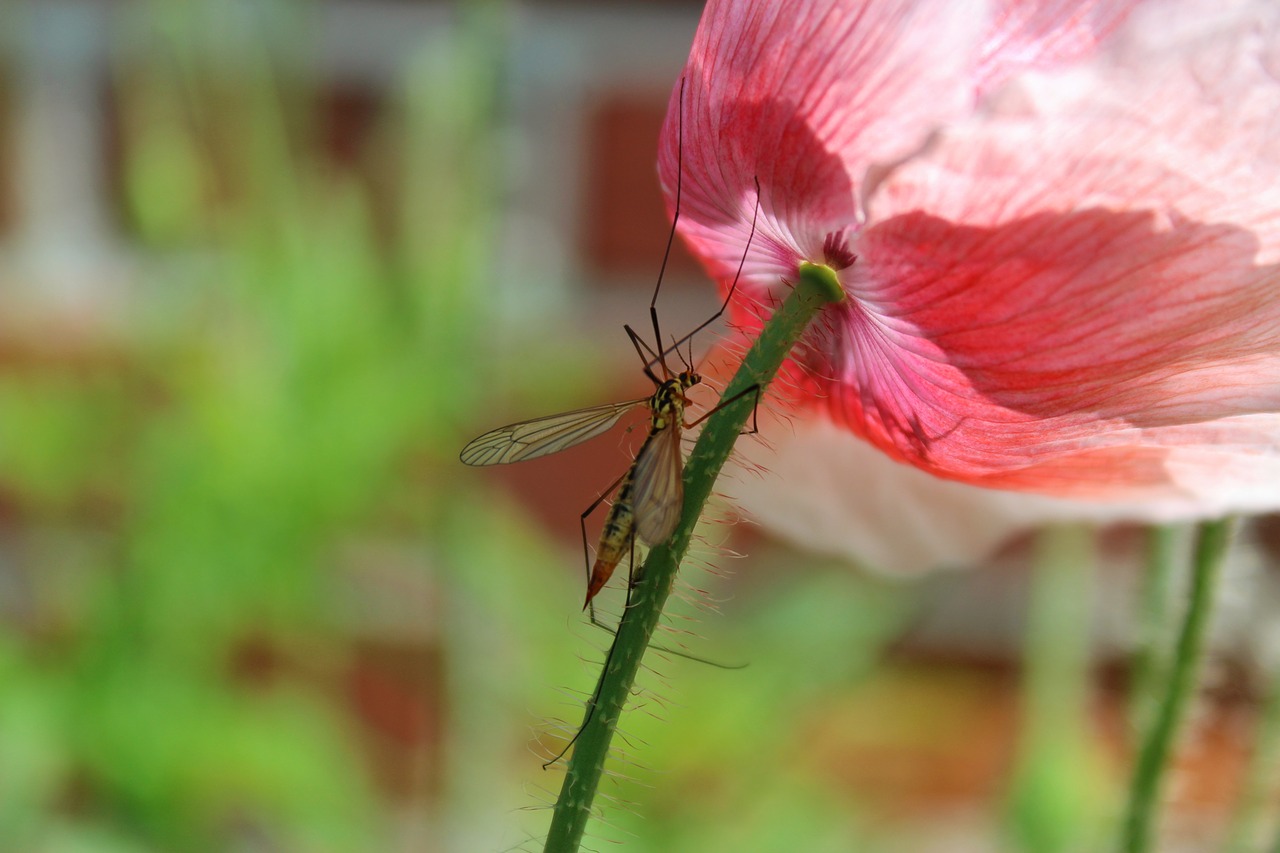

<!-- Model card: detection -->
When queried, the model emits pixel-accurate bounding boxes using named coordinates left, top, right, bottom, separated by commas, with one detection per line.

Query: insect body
left=459, top=81, right=761, bottom=611
left=460, top=363, right=702, bottom=609
left=461, top=78, right=765, bottom=768
left=584, top=370, right=697, bottom=606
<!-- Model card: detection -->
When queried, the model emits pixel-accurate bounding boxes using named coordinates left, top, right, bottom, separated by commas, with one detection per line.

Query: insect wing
left=631, top=424, right=684, bottom=544
left=459, top=397, right=648, bottom=466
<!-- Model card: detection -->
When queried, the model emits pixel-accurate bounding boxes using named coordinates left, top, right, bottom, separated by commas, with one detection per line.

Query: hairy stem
left=543, top=264, right=845, bottom=853
left=1121, top=518, right=1235, bottom=852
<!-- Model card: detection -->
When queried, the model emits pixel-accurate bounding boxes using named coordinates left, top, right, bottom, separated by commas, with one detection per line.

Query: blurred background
left=2, top=1, right=1279, bottom=851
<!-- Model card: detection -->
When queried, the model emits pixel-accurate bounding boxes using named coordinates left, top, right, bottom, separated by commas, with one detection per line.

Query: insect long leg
left=546, top=528, right=745, bottom=770
left=625, top=323, right=666, bottom=385
left=581, top=502, right=744, bottom=668
left=588, top=605, right=747, bottom=668
left=626, top=528, right=638, bottom=590
left=641, top=175, right=764, bottom=381
left=685, top=383, right=762, bottom=435
left=544, top=528, right=641, bottom=769
left=543, top=635, right=618, bottom=769
left=618, top=534, right=747, bottom=673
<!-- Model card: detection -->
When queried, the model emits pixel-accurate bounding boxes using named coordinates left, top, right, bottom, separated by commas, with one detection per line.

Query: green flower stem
left=1131, top=525, right=1180, bottom=733
left=1121, top=518, right=1235, bottom=853
left=543, top=263, right=845, bottom=853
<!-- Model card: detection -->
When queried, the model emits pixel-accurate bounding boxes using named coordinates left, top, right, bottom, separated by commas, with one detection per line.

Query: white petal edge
left=719, top=409, right=1280, bottom=574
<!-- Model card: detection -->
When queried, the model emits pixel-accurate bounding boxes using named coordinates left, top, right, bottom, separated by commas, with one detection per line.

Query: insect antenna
left=642, top=76, right=687, bottom=384
left=670, top=335, right=692, bottom=373
left=641, top=174, right=762, bottom=379
left=637, top=74, right=763, bottom=382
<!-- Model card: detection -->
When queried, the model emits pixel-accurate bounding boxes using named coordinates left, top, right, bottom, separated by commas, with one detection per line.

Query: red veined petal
left=664, top=0, right=1280, bottom=512
left=659, top=0, right=1140, bottom=296
left=823, top=206, right=1280, bottom=490
left=820, top=0, right=1280, bottom=492
left=719, top=408, right=1280, bottom=574
left=975, top=0, right=1138, bottom=96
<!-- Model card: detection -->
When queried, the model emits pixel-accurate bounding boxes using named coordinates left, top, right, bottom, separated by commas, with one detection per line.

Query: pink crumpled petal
left=665, top=1, right=1280, bottom=571
left=662, top=0, right=1280, bottom=570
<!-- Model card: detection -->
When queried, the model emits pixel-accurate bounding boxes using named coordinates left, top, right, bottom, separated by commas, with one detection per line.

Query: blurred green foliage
left=0, top=2, right=1149, bottom=851
left=0, top=1, right=531, bottom=849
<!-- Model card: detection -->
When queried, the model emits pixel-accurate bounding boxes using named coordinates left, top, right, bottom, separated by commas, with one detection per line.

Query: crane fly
left=458, top=230, right=759, bottom=610
left=582, top=367, right=694, bottom=606
left=461, top=78, right=765, bottom=768
left=458, top=354, right=703, bottom=609
left=460, top=85, right=761, bottom=611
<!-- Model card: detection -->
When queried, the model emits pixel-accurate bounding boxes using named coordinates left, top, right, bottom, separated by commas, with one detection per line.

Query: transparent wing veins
left=632, top=424, right=684, bottom=544
left=459, top=397, right=649, bottom=466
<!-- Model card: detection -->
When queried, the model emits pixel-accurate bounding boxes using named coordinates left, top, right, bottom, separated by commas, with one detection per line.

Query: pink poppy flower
left=661, top=0, right=1280, bottom=568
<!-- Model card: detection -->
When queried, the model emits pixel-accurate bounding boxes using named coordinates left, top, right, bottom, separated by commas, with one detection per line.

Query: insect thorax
left=650, top=378, right=688, bottom=430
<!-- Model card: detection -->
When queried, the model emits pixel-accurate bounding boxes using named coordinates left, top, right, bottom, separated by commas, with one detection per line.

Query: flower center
left=822, top=231, right=857, bottom=271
